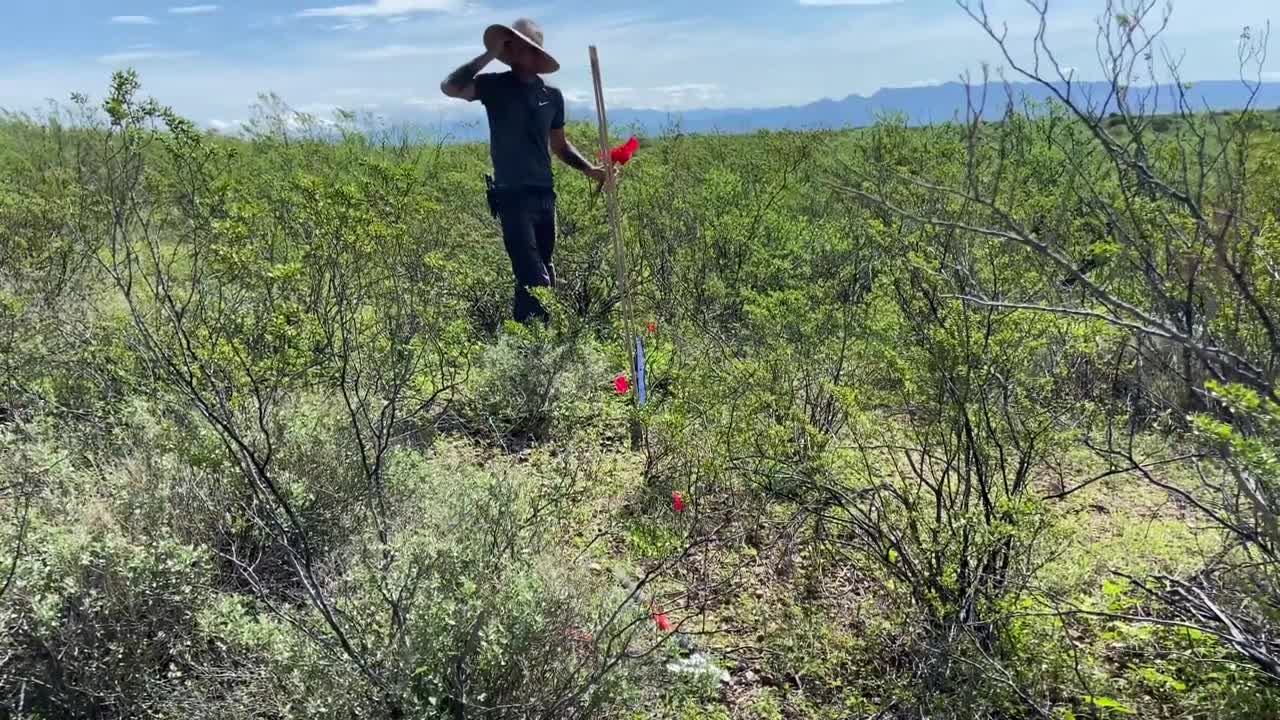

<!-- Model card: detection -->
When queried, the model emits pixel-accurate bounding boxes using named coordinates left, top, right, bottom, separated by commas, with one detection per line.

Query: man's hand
left=586, top=165, right=608, bottom=190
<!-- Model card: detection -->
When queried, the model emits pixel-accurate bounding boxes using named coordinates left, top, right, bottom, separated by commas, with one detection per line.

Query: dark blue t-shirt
left=474, top=71, right=565, bottom=189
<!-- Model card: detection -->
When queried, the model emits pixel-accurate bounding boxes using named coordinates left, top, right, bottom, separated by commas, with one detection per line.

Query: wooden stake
left=589, top=45, right=642, bottom=448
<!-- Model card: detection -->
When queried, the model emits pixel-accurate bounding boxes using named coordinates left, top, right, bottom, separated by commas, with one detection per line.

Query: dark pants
left=495, top=186, right=558, bottom=324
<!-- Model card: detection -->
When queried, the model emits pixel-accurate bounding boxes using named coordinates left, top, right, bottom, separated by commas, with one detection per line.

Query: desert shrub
left=0, top=430, right=219, bottom=719
left=195, top=439, right=648, bottom=719
left=0, top=421, right=652, bottom=719
left=456, top=318, right=624, bottom=444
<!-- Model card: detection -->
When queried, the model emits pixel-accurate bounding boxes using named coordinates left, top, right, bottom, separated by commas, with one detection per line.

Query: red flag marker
left=611, top=136, right=639, bottom=165
left=614, top=374, right=631, bottom=395
left=602, top=136, right=639, bottom=166
left=671, top=491, right=686, bottom=513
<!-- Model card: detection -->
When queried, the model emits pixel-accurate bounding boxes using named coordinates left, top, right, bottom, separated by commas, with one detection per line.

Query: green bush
left=0, top=425, right=649, bottom=719
left=457, top=320, right=623, bottom=444
left=0, top=432, right=218, bottom=718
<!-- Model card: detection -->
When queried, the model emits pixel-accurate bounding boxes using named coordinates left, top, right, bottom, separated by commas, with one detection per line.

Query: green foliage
left=3, top=65, right=1280, bottom=720
left=1, top=420, right=644, bottom=718
left=458, top=320, right=622, bottom=443
left=0, top=428, right=220, bottom=718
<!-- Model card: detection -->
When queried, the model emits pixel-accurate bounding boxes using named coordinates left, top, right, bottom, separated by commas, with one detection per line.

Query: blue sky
left=1, top=1, right=1275, bottom=129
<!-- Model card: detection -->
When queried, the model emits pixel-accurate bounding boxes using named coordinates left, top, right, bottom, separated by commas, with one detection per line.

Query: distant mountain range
left=431, top=80, right=1280, bottom=141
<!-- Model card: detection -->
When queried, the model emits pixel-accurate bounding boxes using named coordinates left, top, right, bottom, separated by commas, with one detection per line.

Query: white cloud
left=796, top=0, right=903, bottom=5
left=209, top=118, right=234, bottom=130
left=330, top=20, right=370, bottom=31
left=563, top=87, right=634, bottom=106
left=169, top=5, right=220, bottom=14
left=298, top=0, right=459, bottom=19
left=98, top=50, right=198, bottom=65
left=297, top=102, right=340, bottom=115
left=277, top=104, right=341, bottom=129
left=591, top=83, right=724, bottom=110
left=406, top=96, right=451, bottom=108
left=332, top=87, right=421, bottom=100
left=347, top=44, right=470, bottom=60
left=110, top=15, right=157, bottom=25
left=653, top=83, right=720, bottom=95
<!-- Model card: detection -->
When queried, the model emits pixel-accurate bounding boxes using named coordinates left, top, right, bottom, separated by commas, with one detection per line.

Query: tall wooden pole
left=589, top=45, right=642, bottom=447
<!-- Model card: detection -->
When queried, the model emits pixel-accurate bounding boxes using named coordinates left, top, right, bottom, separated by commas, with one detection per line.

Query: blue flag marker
left=635, top=336, right=647, bottom=407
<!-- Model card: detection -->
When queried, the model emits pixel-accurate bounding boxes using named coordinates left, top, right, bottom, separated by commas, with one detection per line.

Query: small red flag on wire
left=614, top=374, right=631, bottom=395
left=604, top=136, right=639, bottom=166
left=671, top=491, right=685, bottom=513
left=591, top=138, right=639, bottom=206
left=653, top=612, right=672, bottom=632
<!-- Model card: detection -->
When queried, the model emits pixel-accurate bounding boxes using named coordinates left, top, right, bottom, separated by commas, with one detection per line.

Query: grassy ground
left=564, top=433, right=1249, bottom=719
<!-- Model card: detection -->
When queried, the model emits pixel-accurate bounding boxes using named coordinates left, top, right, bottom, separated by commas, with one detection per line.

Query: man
left=440, top=18, right=607, bottom=324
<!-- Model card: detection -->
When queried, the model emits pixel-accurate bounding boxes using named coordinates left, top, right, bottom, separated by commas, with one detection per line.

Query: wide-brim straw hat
left=483, top=18, right=560, bottom=75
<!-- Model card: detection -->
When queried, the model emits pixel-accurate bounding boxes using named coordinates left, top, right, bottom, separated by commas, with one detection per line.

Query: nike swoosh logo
left=538, top=101, right=550, bottom=106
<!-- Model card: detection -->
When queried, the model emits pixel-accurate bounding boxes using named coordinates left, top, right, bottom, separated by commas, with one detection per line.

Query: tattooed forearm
left=444, top=52, right=493, bottom=91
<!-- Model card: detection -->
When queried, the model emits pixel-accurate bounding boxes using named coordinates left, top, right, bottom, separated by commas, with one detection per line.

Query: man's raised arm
left=440, top=51, right=496, bottom=101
